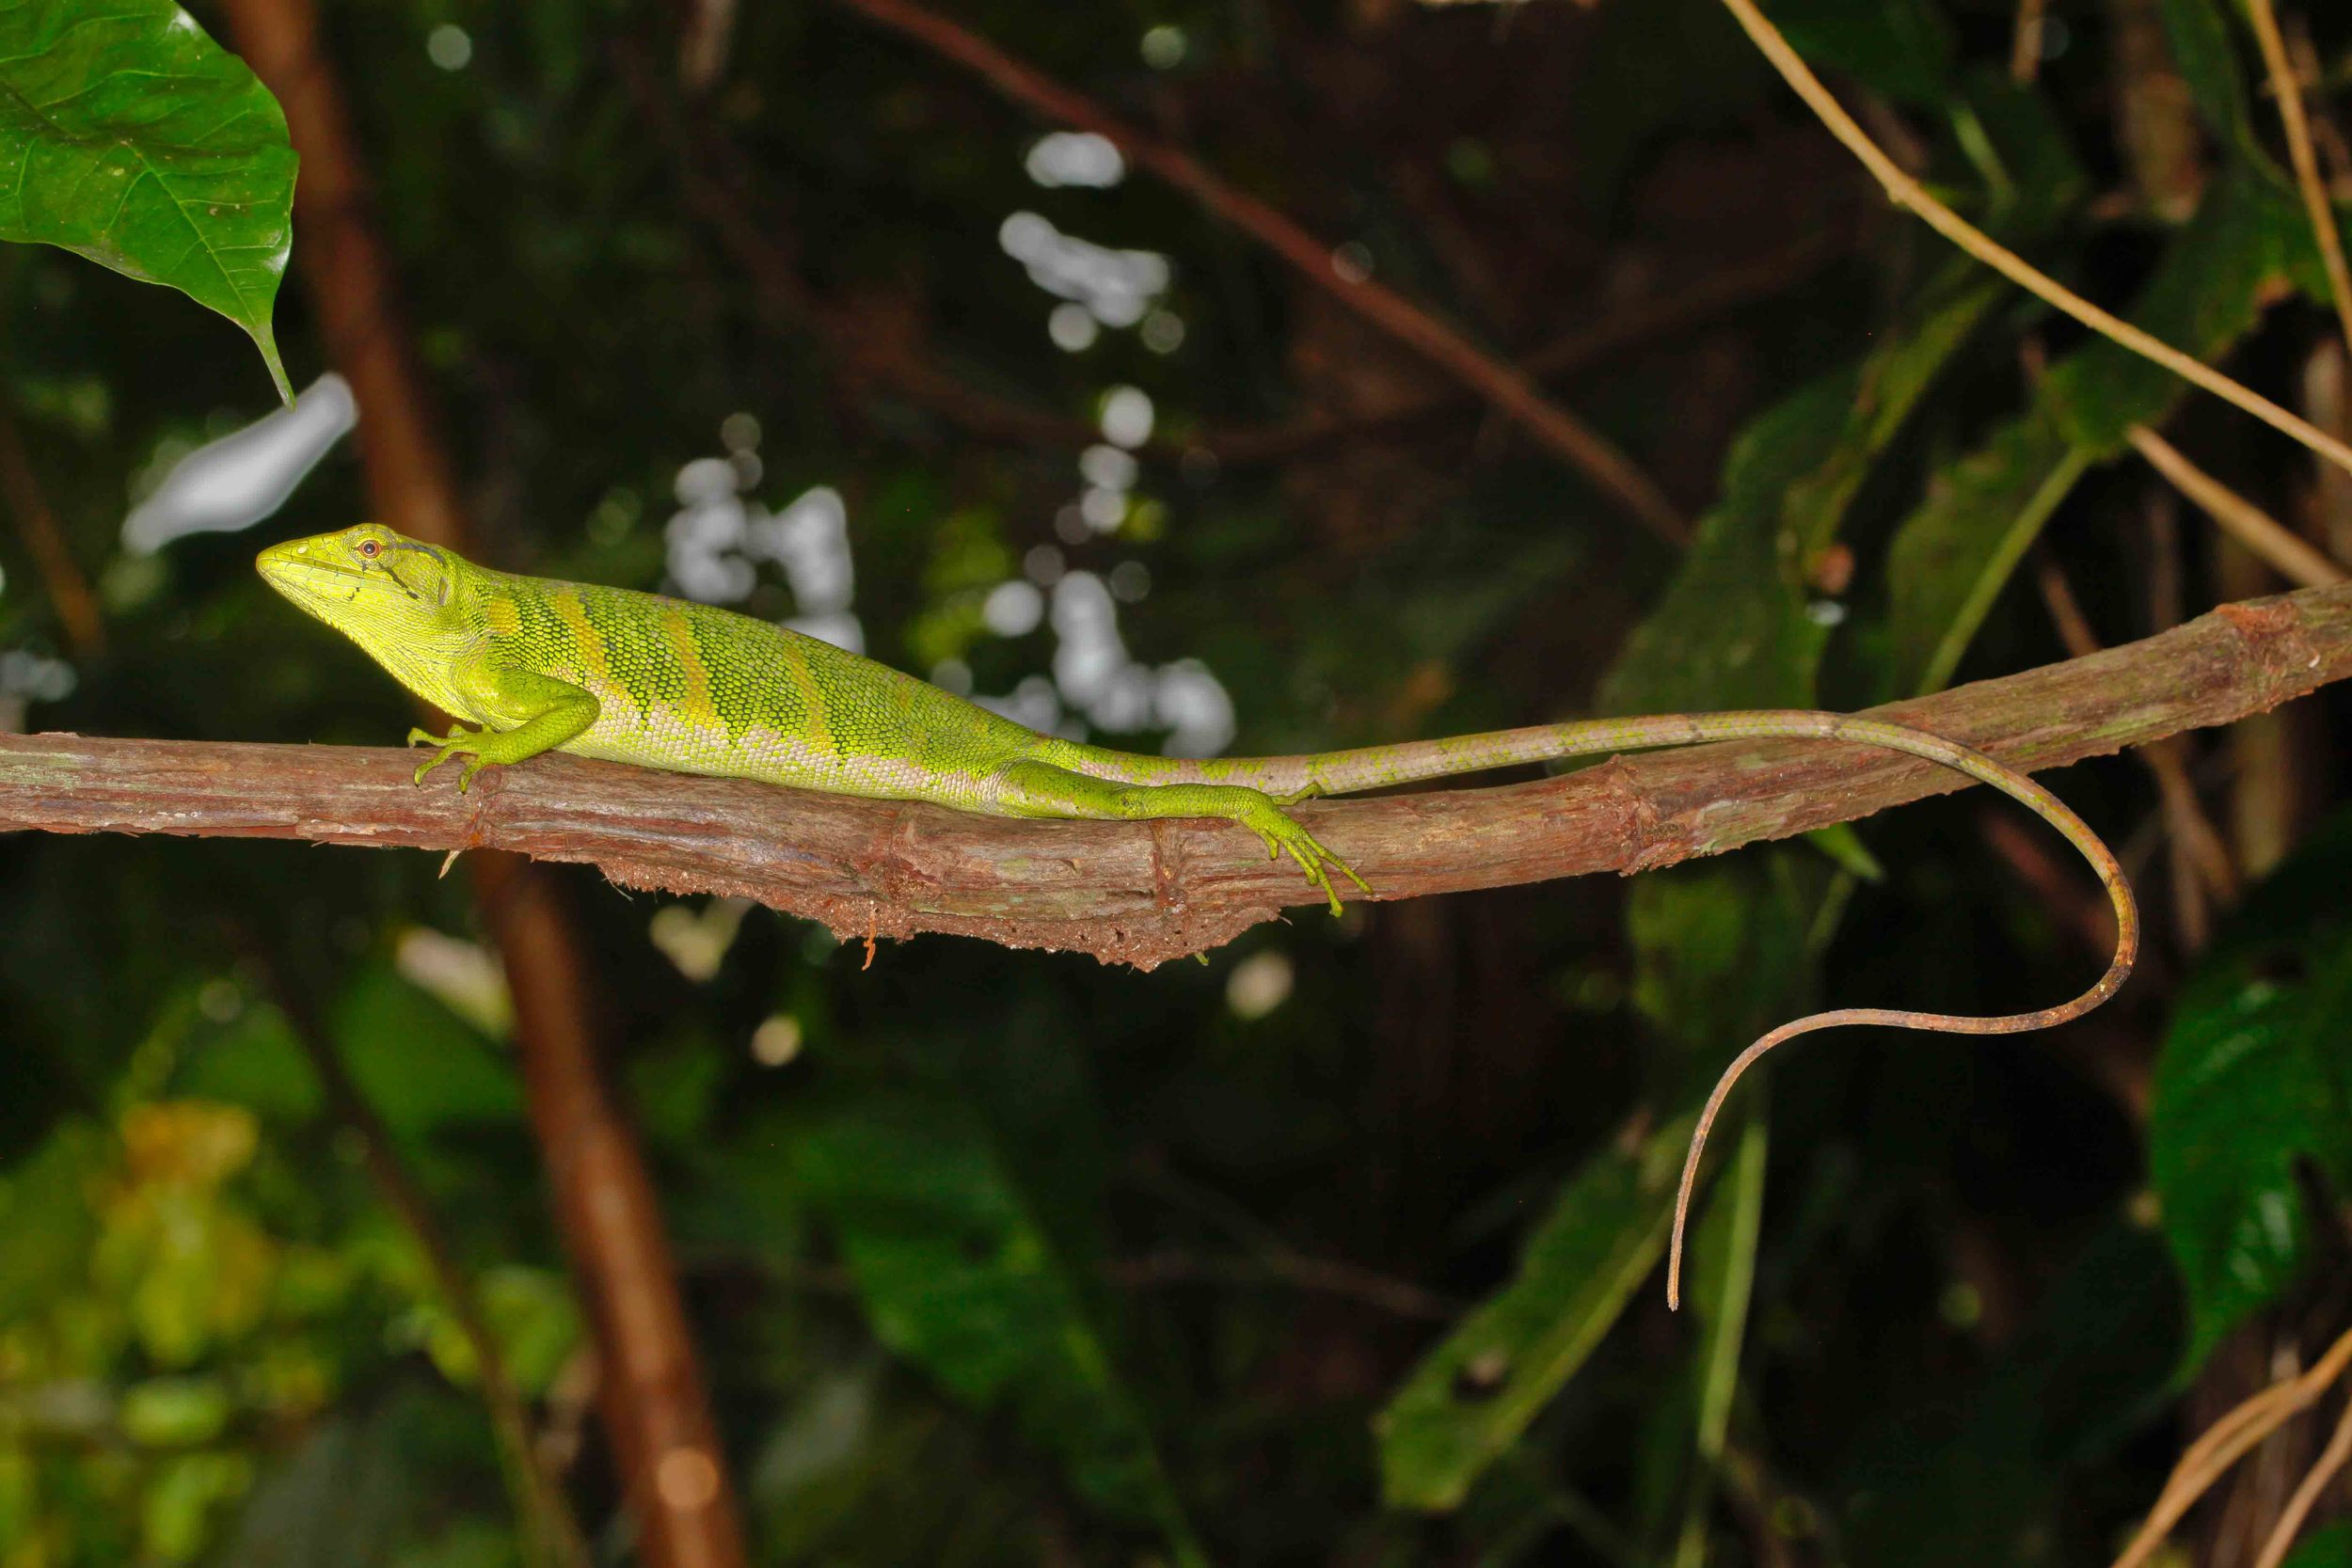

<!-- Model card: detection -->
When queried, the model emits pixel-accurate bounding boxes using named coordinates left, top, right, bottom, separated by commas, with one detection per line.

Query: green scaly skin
left=261, top=523, right=2138, bottom=1299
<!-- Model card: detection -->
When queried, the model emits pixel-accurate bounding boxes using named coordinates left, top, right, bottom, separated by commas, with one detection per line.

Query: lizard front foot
left=406, top=724, right=493, bottom=792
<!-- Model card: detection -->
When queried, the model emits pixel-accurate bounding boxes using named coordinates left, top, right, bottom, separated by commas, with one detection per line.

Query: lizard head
left=258, top=524, right=479, bottom=702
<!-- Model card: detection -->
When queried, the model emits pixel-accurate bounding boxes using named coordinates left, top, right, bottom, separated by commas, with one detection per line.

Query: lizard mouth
left=256, top=542, right=368, bottom=610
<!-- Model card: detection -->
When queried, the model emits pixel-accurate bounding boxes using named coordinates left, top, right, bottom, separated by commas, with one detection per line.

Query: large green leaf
left=0, top=0, right=296, bottom=399
left=1882, top=411, right=2089, bottom=698
left=2153, top=0, right=2281, bottom=182
left=2150, top=816, right=2352, bottom=1370
left=1375, top=1117, right=1691, bottom=1512
left=1884, top=173, right=2301, bottom=695
left=786, top=1091, right=1200, bottom=1560
left=1603, top=265, right=2009, bottom=720
left=1764, top=0, right=1953, bottom=108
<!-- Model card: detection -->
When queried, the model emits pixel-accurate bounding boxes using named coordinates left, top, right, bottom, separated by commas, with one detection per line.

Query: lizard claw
left=1245, top=802, right=1371, bottom=917
left=409, top=724, right=487, bottom=788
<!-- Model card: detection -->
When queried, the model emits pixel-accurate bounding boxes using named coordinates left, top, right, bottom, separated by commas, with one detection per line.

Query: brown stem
left=11, top=578, right=2352, bottom=968
left=825, top=0, right=1691, bottom=543
left=2129, top=426, right=2349, bottom=590
left=2011, top=0, right=2049, bottom=86
left=2246, top=0, right=2352, bottom=359
left=213, top=3, right=748, bottom=1563
left=2112, top=1318, right=2352, bottom=1568
left=245, top=940, right=590, bottom=1568
left=628, top=39, right=1846, bottom=474
left=1717, top=0, right=2352, bottom=476
left=469, top=854, right=743, bottom=1568
left=0, top=398, right=104, bottom=658
left=675, top=0, right=736, bottom=91
left=1205, top=229, right=1853, bottom=466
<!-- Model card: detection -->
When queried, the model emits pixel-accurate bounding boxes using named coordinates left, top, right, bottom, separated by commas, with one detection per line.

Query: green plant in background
left=5, top=0, right=2352, bottom=1562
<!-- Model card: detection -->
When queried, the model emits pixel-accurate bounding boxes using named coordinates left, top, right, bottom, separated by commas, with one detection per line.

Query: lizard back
left=477, top=570, right=1043, bottom=806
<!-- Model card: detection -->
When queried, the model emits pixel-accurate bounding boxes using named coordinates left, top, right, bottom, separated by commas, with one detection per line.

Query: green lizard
left=258, top=522, right=2137, bottom=1303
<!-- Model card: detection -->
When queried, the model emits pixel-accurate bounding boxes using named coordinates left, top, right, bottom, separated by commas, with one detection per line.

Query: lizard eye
left=358, top=538, right=382, bottom=559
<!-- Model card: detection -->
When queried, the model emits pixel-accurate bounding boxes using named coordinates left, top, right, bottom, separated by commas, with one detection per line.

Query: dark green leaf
left=1885, top=173, right=2293, bottom=696
left=1765, top=0, right=1953, bottom=107
left=2151, top=816, right=2352, bottom=1369
left=2153, top=0, right=2281, bottom=181
left=0, top=0, right=296, bottom=399
left=1605, top=262, right=2006, bottom=719
left=787, top=1091, right=1200, bottom=1559
left=1628, top=855, right=1831, bottom=1061
left=331, top=963, right=524, bottom=1141
left=1883, top=410, right=2087, bottom=697
left=2042, top=178, right=2304, bottom=456
left=1375, top=1117, right=1691, bottom=1512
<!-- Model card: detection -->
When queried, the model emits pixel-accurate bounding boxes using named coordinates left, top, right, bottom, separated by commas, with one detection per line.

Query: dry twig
left=2131, top=426, right=2350, bottom=590
left=2246, top=0, right=2352, bottom=358
left=0, top=399, right=103, bottom=658
left=827, top=0, right=1691, bottom=543
left=1716, top=0, right=2352, bottom=478
left=2112, top=1320, right=2352, bottom=1568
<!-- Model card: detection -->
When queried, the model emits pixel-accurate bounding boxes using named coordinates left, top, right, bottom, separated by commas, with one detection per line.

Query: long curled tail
left=1063, top=706, right=2137, bottom=1305
left=1649, top=715, right=2138, bottom=1309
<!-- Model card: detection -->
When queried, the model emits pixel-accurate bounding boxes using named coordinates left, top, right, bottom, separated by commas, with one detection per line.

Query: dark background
left=5, top=0, right=2352, bottom=1562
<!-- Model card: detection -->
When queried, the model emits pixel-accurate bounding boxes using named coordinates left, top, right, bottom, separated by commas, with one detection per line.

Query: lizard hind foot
left=1244, top=801, right=1372, bottom=917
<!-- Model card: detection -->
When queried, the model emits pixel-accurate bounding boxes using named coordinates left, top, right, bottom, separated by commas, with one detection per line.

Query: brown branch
left=627, top=38, right=1847, bottom=472
left=0, top=397, right=103, bottom=657
left=2246, top=0, right=2352, bottom=360
left=245, top=939, right=590, bottom=1568
left=215, top=3, right=749, bottom=1564
left=1205, top=228, right=1853, bottom=466
left=675, top=0, right=737, bottom=92
left=11, top=580, right=2352, bottom=969
left=826, top=0, right=1691, bottom=543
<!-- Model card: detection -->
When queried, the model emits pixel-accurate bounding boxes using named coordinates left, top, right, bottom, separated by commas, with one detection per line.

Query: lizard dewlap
left=259, top=521, right=2138, bottom=1306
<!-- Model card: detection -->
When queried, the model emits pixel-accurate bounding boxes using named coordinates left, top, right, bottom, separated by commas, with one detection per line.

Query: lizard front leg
left=994, top=758, right=1370, bottom=914
left=408, top=667, right=599, bottom=792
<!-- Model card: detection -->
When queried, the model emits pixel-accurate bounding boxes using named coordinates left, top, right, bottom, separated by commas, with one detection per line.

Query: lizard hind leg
left=993, top=759, right=1370, bottom=915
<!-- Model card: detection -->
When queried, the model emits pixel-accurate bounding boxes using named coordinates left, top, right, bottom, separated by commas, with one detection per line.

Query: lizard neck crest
left=257, top=524, right=485, bottom=713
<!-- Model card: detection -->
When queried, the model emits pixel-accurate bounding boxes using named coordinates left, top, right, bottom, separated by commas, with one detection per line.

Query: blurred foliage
left=2150, top=814, right=2352, bottom=1369
left=8, top=0, right=2352, bottom=1562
